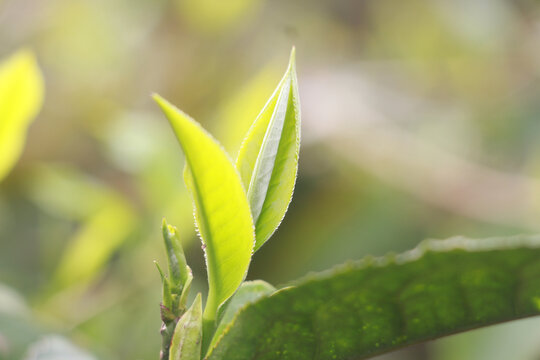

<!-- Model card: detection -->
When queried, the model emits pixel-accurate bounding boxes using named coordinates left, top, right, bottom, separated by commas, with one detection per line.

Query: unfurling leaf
left=169, top=294, right=203, bottom=360
left=153, top=95, right=255, bottom=332
left=236, top=47, right=300, bottom=251
left=0, top=49, right=44, bottom=181
left=162, top=219, right=190, bottom=295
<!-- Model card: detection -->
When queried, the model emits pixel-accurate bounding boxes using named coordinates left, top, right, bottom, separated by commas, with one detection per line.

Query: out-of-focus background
left=2, top=0, right=540, bottom=358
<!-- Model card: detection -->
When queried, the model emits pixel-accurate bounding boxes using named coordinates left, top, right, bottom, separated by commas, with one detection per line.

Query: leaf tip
left=161, top=216, right=167, bottom=230
left=288, top=46, right=296, bottom=71
left=154, top=260, right=166, bottom=280
left=151, top=92, right=163, bottom=103
left=161, top=217, right=172, bottom=238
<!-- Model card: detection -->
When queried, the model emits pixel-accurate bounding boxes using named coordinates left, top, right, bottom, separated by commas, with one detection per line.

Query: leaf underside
left=208, top=235, right=540, bottom=360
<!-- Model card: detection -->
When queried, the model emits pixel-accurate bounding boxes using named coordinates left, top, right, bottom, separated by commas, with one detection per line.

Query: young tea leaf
left=169, top=294, right=203, bottom=360
left=208, top=235, right=540, bottom=360
left=162, top=219, right=190, bottom=294
left=236, top=48, right=300, bottom=251
left=153, top=95, right=255, bottom=328
left=0, top=49, right=44, bottom=181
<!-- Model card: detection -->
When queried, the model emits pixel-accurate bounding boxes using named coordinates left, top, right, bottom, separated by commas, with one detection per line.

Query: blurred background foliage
left=2, top=0, right=540, bottom=358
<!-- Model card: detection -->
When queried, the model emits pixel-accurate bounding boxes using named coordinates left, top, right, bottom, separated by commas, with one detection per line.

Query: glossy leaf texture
left=236, top=48, right=300, bottom=251
left=208, top=235, right=540, bottom=360
left=153, top=95, right=255, bottom=322
left=0, top=49, right=44, bottom=181
left=169, top=294, right=203, bottom=360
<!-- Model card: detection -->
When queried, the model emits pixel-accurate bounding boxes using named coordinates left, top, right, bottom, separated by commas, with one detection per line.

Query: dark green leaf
left=209, top=280, right=275, bottom=353
left=208, top=235, right=540, bottom=360
left=169, top=294, right=203, bottom=360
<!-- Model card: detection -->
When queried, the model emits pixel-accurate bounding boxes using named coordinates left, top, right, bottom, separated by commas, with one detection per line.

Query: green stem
left=201, top=318, right=216, bottom=357
left=201, top=294, right=218, bottom=357
left=160, top=320, right=176, bottom=360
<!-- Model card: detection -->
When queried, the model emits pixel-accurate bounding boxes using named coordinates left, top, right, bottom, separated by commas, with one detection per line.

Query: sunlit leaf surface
left=0, top=50, right=44, bottom=181
left=153, top=95, right=255, bottom=324
left=236, top=49, right=300, bottom=251
left=208, top=235, right=540, bottom=360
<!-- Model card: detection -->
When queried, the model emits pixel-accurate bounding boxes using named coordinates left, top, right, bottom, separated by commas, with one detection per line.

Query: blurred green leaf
left=153, top=95, right=254, bottom=329
left=208, top=235, right=540, bottom=360
left=169, top=293, right=203, bottom=360
left=23, top=335, right=95, bottom=360
left=210, top=280, right=275, bottom=353
left=0, top=49, right=44, bottom=181
left=54, top=198, right=135, bottom=287
left=216, top=66, right=282, bottom=155
left=176, top=0, right=261, bottom=33
left=0, top=283, right=29, bottom=318
left=0, top=315, right=42, bottom=360
left=236, top=48, right=300, bottom=251
left=0, top=284, right=41, bottom=360
left=26, top=165, right=111, bottom=220
left=24, top=164, right=137, bottom=289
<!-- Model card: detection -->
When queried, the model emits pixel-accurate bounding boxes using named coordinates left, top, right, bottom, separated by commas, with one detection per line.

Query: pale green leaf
left=169, top=294, right=203, bottom=360
left=24, top=165, right=136, bottom=288
left=208, top=235, right=540, bottom=360
left=209, top=280, right=275, bottom=353
left=0, top=283, right=41, bottom=359
left=153, top=95, right=255, bottom=325
left=236, top=48, right=300, bottom=251
left=25, top=164, right=114, bottom=220
left=23, top=335, right=96, bottom=360
left=215, top=65, right=281, bottom=155
left=0, top=49, right=44, bottom=181
left=54, top=199, right=135, bottom=287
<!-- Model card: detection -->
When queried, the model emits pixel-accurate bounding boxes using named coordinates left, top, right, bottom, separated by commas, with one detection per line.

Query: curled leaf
left=162, top=219, right=190, bottom=294
left=236, top=48, right=300, bottom=250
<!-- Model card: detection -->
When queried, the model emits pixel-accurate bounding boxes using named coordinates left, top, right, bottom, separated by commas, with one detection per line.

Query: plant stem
left=201, top=295, right=218, bottom=356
